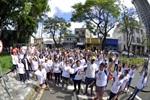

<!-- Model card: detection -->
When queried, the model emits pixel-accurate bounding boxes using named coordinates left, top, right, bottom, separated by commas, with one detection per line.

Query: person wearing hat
left=83, top=56, right=98, bottom=96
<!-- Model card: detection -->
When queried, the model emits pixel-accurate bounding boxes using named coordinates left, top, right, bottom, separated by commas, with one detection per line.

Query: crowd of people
left=10, top=46, right=148, bottom=100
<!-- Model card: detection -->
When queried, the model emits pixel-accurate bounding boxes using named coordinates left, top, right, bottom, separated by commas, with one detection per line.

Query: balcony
left=75, top=34, right=79, bottom=37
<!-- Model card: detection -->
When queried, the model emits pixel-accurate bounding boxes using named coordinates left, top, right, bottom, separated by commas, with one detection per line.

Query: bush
left=0, top=52, right=13, bottom=72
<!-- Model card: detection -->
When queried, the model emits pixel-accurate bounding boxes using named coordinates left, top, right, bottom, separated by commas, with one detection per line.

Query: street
left=32, top=79, right=150, bottom=100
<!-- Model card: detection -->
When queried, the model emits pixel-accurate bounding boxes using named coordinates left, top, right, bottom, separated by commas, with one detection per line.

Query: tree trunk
left=52, top=34, right=58, bottom=48
left=127, top=46, right=130, bottom=58
left=101, top=37, right=106, bottom=51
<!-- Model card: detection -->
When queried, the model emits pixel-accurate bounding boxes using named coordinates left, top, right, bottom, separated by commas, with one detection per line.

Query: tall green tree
left=0, top=0, right=50, bottom=46
left=44, top=16, right=71, bottom=47
left=71, top=0, right=120, bottom=50
left=118, top=6, right=139, bottom=57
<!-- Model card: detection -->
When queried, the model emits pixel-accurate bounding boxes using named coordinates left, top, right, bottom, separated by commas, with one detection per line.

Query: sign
left=0, top=40, right=3, bottom=53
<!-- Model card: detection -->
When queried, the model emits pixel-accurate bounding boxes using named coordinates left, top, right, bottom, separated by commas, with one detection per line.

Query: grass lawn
left=0, top=52, right=12, bottom=72
left=119, top=56, right=145, bottom=65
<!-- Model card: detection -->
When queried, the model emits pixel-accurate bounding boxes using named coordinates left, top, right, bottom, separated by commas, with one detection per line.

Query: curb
left=130, top=85, right=150, bottom=93
left=25, top=82, right=38, bottom=100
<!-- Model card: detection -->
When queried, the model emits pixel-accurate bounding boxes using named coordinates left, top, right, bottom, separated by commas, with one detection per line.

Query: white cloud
left=47, top=0, right=86, bottom=17
left=69, top=22, right=85, bottom=33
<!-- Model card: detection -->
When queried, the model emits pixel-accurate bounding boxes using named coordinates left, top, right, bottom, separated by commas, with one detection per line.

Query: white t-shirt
left=86, top=62, right=98, bottom=78
left=53, top=62, right=61, bottom=73
left=80, top=59, right=86, bottom=66
left=121, top=74, right=130, bottom=90
left=11, top=55, right=19, bottom=65
left=96, top=70, right=108, bottom=87
left=110, top=77, right=124, bottom=94
left=74, top=66, right=84, bottom=80
left=43, top=62, right=50, bottom=73
left=113, top=70, right=122, bottom=78
left=62, top=65, right=71, bottom=78
left=136, top=74, right=147, bottom=89
left=129, top=69, right=136, bottom=78
left=38, top=58, right=45, bottom=65
left=95, top=59, right=101, bottom=67
left=32, top=60, right=39, bottom=71
left=17, top=63, right=25, bottom=74
left=114, top=58, right=119, bottom=64
left=35, top=69, right=46, bottom=84
left=48, top=60, right=53, bottom=68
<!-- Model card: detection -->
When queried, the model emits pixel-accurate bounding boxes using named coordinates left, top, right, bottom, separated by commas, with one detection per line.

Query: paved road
left=33, top=79, right=150, bottom=100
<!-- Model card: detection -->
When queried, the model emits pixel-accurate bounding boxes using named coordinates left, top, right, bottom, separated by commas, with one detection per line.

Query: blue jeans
left=25, top=70, right=30, bottom=80
left=127, top=78, right=133, bottom=89
left=128, top=87, right=140, bottom=100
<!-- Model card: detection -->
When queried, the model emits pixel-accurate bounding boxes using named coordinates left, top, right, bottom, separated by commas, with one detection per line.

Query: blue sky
left=35, top=0, right=150, bottom=38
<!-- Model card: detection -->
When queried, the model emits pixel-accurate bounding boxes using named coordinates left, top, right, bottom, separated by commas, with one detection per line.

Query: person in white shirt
left=113, top=63, right=122, bottom=83
left=84, top=56, right=98, bottom=96
left=127, top=72, right=148, bottom=100
left=32, top=57, right=39, bottom=72
left=127, top=65, right=136, bottom=90
left=108, top=74, right=124, bottom=100
left=80, top=54, right=86, bottom=66
left=43, top=58, right=51, bottom=81
left=48, top=56, right=53, bottom=80
left=116, top=70, right=130, bottom=99
left=33, top=65, right=52, bottom=92
left=73, top=60, right=84, bottom=94
left=17, top=59, right=25, bottom=83
left=94, top=63, right=108, bottom=100
left=113, top=54, right=119, bottom=71
left=11, top=52, right=19, bottom=73
left=61, top=60, right=71, bottom=90
left=31, top=57, right=39, bottom=81
left=52, top=58, right=61, bottom=86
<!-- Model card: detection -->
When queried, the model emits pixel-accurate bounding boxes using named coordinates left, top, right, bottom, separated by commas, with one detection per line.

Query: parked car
left=109, top=50, right=119, bottom=55
left=143, top=52, right=149, bottom=57
left=121, top=51, right=134, bottom=57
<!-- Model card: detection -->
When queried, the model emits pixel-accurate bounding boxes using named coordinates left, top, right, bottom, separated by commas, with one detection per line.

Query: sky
left=35, top=0, right=150, bottom=38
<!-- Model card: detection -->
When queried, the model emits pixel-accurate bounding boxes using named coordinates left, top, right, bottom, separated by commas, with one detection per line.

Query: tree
left=71, top=0, right=120, bottom=50
left=0, top=0, right=50, bottom=46
left=118, top=6, right=139, bottom=57
left=44, top=16, right=71, bottom=47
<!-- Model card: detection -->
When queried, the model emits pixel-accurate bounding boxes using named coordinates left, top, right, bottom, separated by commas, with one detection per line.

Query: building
left=132, top=0, right=150, bottom=35
left=105, top=38, right=118, bottom=51
left=86, top=38, right=101, bottom=50
left=63, top=35, right=76, bottom=49
left=74, top=28, right=92, bottom=49
left=86, top=37, right=118, bottom=51
left=112, top=24, right=147, bottom=54
left=132, top=0, right=150, bottom=52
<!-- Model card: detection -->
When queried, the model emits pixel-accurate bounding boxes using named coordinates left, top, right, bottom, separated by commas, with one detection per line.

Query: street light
left=40, top=4, right=49, bottom=53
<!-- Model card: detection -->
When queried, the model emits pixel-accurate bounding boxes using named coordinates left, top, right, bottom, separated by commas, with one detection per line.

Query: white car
left=121, top=51, right=133, bottom=57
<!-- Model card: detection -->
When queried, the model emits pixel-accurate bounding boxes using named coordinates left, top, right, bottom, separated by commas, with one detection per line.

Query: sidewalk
left=130, top=62, right=150, bottom=92
left=0, top=72, right=37, bottom=100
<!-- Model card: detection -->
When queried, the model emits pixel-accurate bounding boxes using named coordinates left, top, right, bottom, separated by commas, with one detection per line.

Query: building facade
left=63, top=35, right=76, bottom=49
left=112, top=24, right=147, bottom=54
left=74, top=28, right=92, bottom=49
left=132, top=0, right=150, bottom=35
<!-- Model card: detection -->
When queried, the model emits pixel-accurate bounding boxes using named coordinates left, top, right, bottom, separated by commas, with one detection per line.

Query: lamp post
left=40, top=4, right=49, bottom=53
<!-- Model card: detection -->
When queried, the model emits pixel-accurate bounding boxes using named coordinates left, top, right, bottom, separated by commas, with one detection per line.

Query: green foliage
left=0, top=0, right=50, bottom=46
left=0, top=53, right=12, bottom=72
left=119, top=56, right=144, bottom=65
left=71, top=0, right=121, bottom=50
left=118, top=6, right=139, bottom=57
left=44, top=16, right=71, bottom=47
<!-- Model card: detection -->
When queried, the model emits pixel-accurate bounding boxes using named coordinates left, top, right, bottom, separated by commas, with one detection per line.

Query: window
left=76, top=31, right=79, bottom=34
left=66, top=38, right=69, bottom=41
left=136, top=37, right=140, bottom=43
left=135, top=28, right=139, bottom=33
left=70, top=38, right=71, bottom=41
